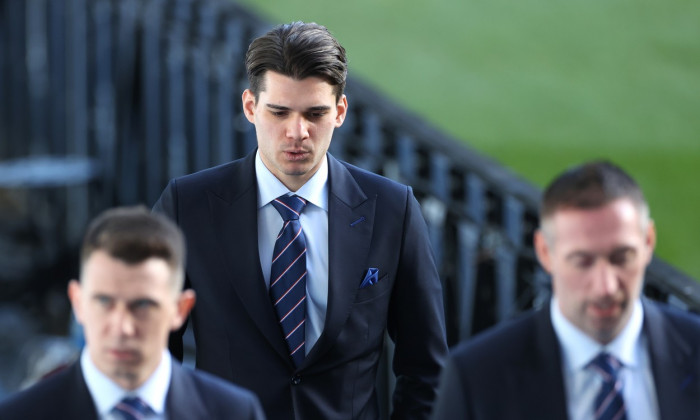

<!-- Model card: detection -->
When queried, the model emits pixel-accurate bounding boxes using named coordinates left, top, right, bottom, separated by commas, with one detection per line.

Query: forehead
left=547, top=199, right=645, bottom=251
left=81, top=250, right=174, bottom=297
left=259, top=71, right=337, bottom=106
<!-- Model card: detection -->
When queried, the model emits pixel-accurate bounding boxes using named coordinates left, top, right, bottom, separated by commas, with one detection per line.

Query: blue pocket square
left=360, top=268, right=379, bottom=289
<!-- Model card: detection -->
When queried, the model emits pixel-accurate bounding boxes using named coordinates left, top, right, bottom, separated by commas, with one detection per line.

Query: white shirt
left=81, top=348, right=171, bottom=420
left=551, top=298, right=659, bottom=420
left=255, top=151, right=329, bottom=353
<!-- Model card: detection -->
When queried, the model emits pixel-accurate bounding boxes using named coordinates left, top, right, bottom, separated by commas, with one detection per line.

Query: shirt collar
left=551, top=297, right=644, bottom=372
left=81, top=348, right=172, bottom=416
left=255, top=150, right=328, bottom=211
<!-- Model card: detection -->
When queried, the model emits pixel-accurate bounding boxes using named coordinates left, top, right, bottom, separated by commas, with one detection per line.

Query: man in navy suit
left=432, top=161, right=700, bottom=419
left=0, top=206, right=265, bottom=419
left=153, top=21, right=447, bottom=419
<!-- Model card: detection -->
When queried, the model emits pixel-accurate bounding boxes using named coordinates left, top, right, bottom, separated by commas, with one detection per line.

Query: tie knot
left=589, top=352, right=623, bottom=379
left=112, top=396, right=154, bottom=420
left=272, top=194, right=307, bottom=221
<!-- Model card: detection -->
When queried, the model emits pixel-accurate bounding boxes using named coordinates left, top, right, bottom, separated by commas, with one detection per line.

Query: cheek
left=552, top=266, right=588, bottom=296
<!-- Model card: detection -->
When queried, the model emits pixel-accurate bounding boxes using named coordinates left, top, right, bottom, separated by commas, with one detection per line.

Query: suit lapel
left=206, top=152, right=291, bottom=364
left=69, top=362, right=101, bottom=419
left=644, top=301, right=700, bottom=418
left=304, top=155, right=375, bottom=366
left=165, top=363, right=207, bottom=419
left=513, top=307, right=569, bottom=420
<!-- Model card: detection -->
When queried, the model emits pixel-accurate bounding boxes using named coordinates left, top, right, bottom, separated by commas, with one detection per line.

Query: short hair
left=245, top=21, right=348, bottom=102
left=540, top=161, right=650, bottom=237
left=80, top=206, right=186, bottom=290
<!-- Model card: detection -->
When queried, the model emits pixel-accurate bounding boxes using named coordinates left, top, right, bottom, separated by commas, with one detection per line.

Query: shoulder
left=450, top=308, right=544, bottom=370
left=646, top=300, right=700, bottom=337
left=332, top=155, right=410, bottom=196
left=171, top=157, right=250, bottom=190
left=0, top=365, right=80, bottom=418
left=176, top=367, right=263, bottom=416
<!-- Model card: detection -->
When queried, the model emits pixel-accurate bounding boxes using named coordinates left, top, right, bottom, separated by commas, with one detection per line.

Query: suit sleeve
left=389, top=188, right=448, bottom=419
left=431, top=356, right=470, bottom=420
left=152, top=179, right=188, bottom=361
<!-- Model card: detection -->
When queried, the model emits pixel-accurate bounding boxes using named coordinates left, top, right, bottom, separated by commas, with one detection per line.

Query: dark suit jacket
left=431, top=300, right=700, bottom=420
left=153, top=151, right=447, bottom=419
left=0, top=359, right=265, bottom=419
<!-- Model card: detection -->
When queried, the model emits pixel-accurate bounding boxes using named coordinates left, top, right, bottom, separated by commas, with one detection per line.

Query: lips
left=283, top=150, right=310, bottom=161
left=588, top=300, right=621, bottom=318
left=108, top=348, right=139, bottom=362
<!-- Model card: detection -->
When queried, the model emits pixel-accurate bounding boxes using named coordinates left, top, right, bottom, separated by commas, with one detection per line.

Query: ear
left=335, top=94, right=348, bottom=127
left=67, top=280, right=84, bottom=325
left=242, top=89, right=257, bottom=124
left=534, top=229, right=553, bottom=273
left=644, top=219, right=657, bottom=263
left=172, top=289, right=196, bottom=330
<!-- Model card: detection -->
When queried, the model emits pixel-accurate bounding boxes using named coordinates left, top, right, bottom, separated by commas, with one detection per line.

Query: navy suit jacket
left=153, top=152, right=448, bottom=419
left=0, top=359, right=265, bottom=419
left=432, top=300, right=700, bottom=420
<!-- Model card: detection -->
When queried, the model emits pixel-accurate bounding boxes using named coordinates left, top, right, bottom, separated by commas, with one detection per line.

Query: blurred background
left=1, top=0, right=698, bottom=408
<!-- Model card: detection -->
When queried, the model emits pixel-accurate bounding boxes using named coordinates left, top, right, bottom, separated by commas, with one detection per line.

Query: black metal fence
left=2, top=0, right=700, bottom=407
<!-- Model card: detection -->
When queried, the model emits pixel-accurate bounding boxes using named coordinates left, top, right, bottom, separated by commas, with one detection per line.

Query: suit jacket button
left=292, top=375, right=301, bottom=385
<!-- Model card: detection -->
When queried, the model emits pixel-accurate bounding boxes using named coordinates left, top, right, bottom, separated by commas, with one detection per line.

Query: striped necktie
left=270, top=194, right=308, bottom=367
left=111, top=396, right=154, bottom=420
left=589, top=352, right=627, bottom=420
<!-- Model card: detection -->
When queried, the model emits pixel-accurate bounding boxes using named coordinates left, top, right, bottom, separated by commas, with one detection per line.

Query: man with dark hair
left=0, top=206, right=265, bottom=419
left=154, top=21, right=447, bottom=419
left=432, top=161, right=700, bottom=419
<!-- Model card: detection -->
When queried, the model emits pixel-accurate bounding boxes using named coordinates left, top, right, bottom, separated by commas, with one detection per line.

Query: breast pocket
left=354, top=273, right=392, bottom=304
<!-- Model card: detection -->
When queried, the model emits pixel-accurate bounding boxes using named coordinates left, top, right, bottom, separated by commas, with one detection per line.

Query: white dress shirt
left=256, top=151, right=329, bottom=354
left=81, top=348, right=171, bottom=420
left=550, top=298, right=659, bottom=420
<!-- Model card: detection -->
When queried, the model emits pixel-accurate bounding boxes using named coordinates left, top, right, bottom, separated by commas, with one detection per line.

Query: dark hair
left=540, top=160, right=649, bottom=223
left=245, top=21, right=347, bottom=101
left=80, top=206, right=185, bottom=288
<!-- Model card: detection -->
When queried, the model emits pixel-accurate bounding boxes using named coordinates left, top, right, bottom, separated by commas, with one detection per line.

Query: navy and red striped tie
left=270, top=194, right=308, bottom=367
left=589, top=352, right=627, bottom=420
left=111, top=396, right=154, bottom=420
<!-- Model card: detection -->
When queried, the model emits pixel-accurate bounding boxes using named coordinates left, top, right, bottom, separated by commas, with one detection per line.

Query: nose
left=286, top=115, right=309, bottom=140
left=591, top=261, right=619, bottom=297
left=111, top=305, right=136, bottom=337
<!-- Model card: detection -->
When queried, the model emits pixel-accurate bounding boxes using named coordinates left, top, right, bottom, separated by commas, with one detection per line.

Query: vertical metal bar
left=6, top=0, right=28, bottom=155
left=0, top=1, right=8, bottom=157
left=503, top=195, right=524, bottom=248
left=397, top=134, right=415, bottom=185
left=495, top=244, right=518, bottom=322
left=211, top=17, right=242, bottom=165
left=465, top=173, right=486, bottom=225
left=457, top=221, right=480, bottom=341
left=66, top=0, right=88, bottom=244
left=359, top=110, right=382, bottom=172
left=92, top=0, right=114, bottom=210
left=25, top=0, right=49, bottom=155
left=166, top=23, right=188, bottom=179
left=189, top=2, right=214, bottom=171
left=140, top=0, right=164, bottom=204
left=48, top=0, right=66, bottom=155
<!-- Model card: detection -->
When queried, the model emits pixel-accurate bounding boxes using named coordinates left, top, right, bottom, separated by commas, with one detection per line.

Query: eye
left=94, top=295, right=114, bottom=308
left=306, top=111, right=327, bottom=119
left=570, top=255, right=595, bottom=269
left=610, top=249, right=635, bottom=267
left=269, top=110, right=288, bottom=117
left=129, top=299, right=157, bottom=316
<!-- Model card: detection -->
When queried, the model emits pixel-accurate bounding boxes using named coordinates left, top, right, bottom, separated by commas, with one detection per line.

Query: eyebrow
left=564, top=251, right=593, bottom=262
left=265, top=104, right=331, bottom=112
left=91, top=294, right=159, bottom=306
left=564, top=246, right=636, bottom=261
